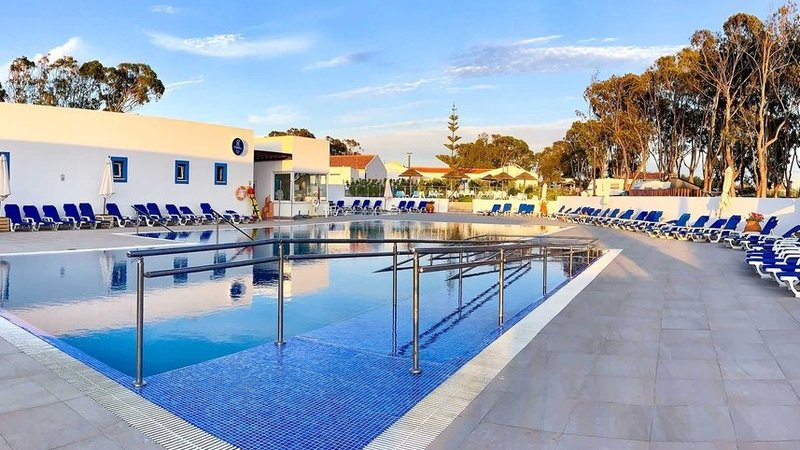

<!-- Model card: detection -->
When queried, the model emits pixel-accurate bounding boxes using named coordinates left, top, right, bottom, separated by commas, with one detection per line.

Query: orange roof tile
left=329, top=154, right=377, bottom=170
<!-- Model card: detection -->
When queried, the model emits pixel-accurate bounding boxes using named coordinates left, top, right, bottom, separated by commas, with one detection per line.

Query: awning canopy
left=254, top=150, right=292, bottom=161
left=398, top=168, right=423, bottom=178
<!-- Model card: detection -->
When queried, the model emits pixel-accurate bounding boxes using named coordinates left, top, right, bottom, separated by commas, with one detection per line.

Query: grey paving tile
left=655, top=379, right=727, bottom=406
left=651, top=406, right=736, bottom=442
left=579, top=375, right=654, bottom=405
left=457, top=389, right=504, bottom=421
left=730, top=405, right=800, bottom=440
left=460, top=422, right=559, bottom=450
left=662, top=317, right=709, bottom=330
left=426, top=415, right=482, bottom=450
left=657, top=359, right=722, bottom=380
left=56, top=434, right=125, bottom=450
left=738, top=442, right=800, bottom=450
left=564, top=401, right=652, bottom=440
left=747, top=311, right=800, bottom=330
left=659, top=341, right=717, bottom=360
left=724, top=380, right=800, bottom=406
left=718, top=359, right=786, bottom=381
left=65, top=396, right=122, bottom=430
left=483, top=391, right=577, bottom=433
left=0, top=340, right=18, bottom=356
left=0, top=437, right=10, bottom=450
left=29, top=373, right=84, bottom=401
left=0, top=402, right=102, bottom=450
left=600, top=340, right=659, bottom=359
left=711, top=329, right=764, bottom=343
left=593, top=355, right=657, bottom=378
left=714, top=342, right=775, bottom=362
left=555, top=433, right=648, bottom=450
left=102, top=422, right=163, bottom=450
left=0, top=378, right=59, bottom=415
left=649, top=443, right=737, bottom=450
left=776, top=357, right=800, bottom=378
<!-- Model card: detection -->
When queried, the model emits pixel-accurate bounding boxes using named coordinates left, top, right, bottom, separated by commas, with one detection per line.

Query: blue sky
left=2, top=0, right=775, bottom=165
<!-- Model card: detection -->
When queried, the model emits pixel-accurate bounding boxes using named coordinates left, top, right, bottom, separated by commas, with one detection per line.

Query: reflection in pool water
left=0, top=220, right=566, bottom=377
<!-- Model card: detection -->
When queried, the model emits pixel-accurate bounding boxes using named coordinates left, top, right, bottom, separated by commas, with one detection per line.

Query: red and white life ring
left=235, top=185, right=248, bottom=201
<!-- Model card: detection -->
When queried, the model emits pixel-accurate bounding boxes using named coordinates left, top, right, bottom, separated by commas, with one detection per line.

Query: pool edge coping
left=365, top=248, right=622, bottom=450
left=0, top=315, right=238, bottom=450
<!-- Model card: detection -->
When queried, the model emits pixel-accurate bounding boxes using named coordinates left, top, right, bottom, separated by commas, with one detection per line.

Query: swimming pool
left=0, top=219, right=587, bottom=449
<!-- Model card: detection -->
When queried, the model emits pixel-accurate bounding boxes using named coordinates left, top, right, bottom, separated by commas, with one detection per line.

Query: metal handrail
left=210, top=208, right=255, bottom=242
left=129, top=235, right=600, bottom=387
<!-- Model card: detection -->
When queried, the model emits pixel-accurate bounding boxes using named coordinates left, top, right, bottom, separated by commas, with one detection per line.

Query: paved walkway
left=1, top=215, right=799, bottom=448
left=430, top=221, right=800, bottom=449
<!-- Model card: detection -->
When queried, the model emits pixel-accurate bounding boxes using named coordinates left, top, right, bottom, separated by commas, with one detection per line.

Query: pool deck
left=1, top=213, right=799, bottom=449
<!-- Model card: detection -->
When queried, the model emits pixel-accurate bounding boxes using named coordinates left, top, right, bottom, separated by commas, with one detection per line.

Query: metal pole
left=568, top=245, right=574, bottom=278
left=458, top=251, right=463, bottom=313
left=276, top=241, right=285, bottom=345
left=133, top=257, right=146, bottom=388
left=216, top=218, right=219, bottom=245
left=392, top=242, right=398, bottom=308
left=498, top=247, right=505, bottom=325
left=410, top=250, right=422, bottom=375
left=542, top=246, right=548, bottom=296
left=392, top=242, right=398, bottom=356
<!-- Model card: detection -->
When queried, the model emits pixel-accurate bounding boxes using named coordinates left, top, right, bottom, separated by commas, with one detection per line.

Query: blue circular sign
left=232, top=138, right=245, bottom=156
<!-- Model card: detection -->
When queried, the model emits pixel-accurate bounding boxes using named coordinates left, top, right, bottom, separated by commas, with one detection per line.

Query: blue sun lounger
left=78, top=203, right=112, bottom=228
left=63, top=203, right=96, bottom=229
left=106, top=203, right=134, bottom=227
left=22, top=205, right=58, bottom=230
left=5, top=204, right=36, bottom=231
left=42, top=205, right=77, bottom=229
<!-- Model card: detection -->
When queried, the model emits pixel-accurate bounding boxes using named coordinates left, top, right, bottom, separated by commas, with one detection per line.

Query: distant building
left=329, top=154, right=387, bottom=183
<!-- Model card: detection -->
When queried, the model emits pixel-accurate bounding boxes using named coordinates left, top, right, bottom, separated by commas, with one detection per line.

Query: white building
left=0, top=103, right=254, bottom=218
left=0, top=103, right=336, bottom=221
left=329, top=154, right=387, bottom=183
left=253, top=135, right=331, bottom=217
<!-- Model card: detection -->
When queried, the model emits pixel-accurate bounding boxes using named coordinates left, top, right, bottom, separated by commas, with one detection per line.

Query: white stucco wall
left=554, top=195, right=800, bottom=235
left=0, top=103, right=254, bottom=217
left=363, top=157, right=387, bottom=179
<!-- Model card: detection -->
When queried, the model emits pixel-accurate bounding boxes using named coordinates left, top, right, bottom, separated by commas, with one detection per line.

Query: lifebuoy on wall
left=235, top=185, right=248, bottom=201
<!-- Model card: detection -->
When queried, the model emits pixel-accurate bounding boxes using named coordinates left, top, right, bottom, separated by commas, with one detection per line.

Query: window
left=214, top=162, right=228, bottom=185
left=293, top=173, right=327, bottom=202
left=110, top=156, right=128, bottom=183
left=0, top=151, right=8, bottom=177
left=175, top=160, right=190, bottom=184
left=274, top=173, right=291, bottom=200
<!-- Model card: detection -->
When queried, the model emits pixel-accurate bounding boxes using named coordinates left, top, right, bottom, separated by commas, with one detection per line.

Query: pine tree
left=443, top=103, right=461, bottom=167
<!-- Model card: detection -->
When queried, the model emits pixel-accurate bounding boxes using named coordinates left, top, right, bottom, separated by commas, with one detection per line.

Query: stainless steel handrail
left=129, top=235, right=600, bottom=387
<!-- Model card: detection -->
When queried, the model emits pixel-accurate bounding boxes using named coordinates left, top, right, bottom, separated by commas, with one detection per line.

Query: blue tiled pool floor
left=138, top=288, right=553, bottom=450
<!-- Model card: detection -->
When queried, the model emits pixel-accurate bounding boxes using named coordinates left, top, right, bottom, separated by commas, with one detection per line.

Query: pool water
left=0, top=219, right=585, bottom=449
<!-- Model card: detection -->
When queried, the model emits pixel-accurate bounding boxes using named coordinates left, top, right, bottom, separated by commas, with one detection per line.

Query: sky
left=1, top=0, right=777, bottom=165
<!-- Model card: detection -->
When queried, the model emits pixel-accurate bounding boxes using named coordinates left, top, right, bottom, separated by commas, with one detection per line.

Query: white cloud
left=446, top=84, right=495, bottom=93
left=303, top=51, right=375, bottom=71
left=323, top=77, right=446, bottom=99
left=33, top=37, right=83, bottom=61
left=247, top=105, right=304, bottom=126
left=150, top=4, right=179, bottom=14
left=577, top=37, right=618, bottom=43
left=448, top=37, right=682, bottom=76
left=164, top=75, right=204, bottom=92
left=512, top=35, right=562, bottom=45
left=146, top=31, right=311, bottom=58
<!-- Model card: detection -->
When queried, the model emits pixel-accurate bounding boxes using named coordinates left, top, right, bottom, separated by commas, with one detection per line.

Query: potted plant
left=745, top=212, right=764, bottom=232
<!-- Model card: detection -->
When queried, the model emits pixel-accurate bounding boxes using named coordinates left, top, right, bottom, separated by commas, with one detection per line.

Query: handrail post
left=133, top=257, right=146, bottom=388
left=276, top=241, right=285, bottom=345
left=458, top=250, right=463, bottom=313
left=392, top=242, right=398, bottom=356
left=392, top=242, right=398, bottom=309
left=542, top=246, right=548, bottom=296
left=498, top=247, right=505, bottom=325
left=568, top=245, right=574, bottom=278
left=410, top=249, right=422, bottom=375
left=215, top=216, right=219, bottom=245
